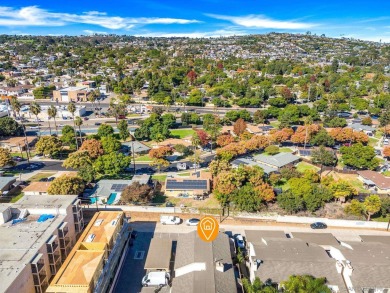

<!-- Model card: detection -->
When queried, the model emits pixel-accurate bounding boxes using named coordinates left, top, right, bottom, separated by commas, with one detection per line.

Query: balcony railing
left=31, top=263, right=45, bottom=274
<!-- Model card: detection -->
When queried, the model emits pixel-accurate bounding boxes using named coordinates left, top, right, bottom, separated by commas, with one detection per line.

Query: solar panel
left=299, top=150, right=312, bottom=156
left=166, top=179, right=207, bottom=190
left=111, top=184, right=128, bottom=192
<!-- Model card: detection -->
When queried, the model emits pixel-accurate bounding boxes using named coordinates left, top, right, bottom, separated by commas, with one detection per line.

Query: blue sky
left=0, top=0, right=389, bottom=42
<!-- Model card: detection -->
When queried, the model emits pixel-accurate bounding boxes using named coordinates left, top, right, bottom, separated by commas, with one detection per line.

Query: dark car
left=13, top=156, right=24, bottom=162
left=94, top=122, right=101, bottom=126
left=186, top=218, right=200, bottom=226
left=165, top=201, right=175, bottom=207
left=310, top=222, right=327, bottom=229
left=47, top=177, right=56, bottom=182
left=39, top=178, right=49, bottom=182
left=83, top=117, right=89, bottom=121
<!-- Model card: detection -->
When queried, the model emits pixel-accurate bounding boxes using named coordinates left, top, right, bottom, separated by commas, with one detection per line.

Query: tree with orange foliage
left=149, top=146, right=173, bottom=172
left=216, top=142, right=246, bottom=161
left=194, top=129, right=210, bottom=147
left=352, top=131, right=369, bottom=144
left=216, top=133, right=235, bottom=147
left=329, top=128, right=352, bottom=143
left=79, top=139, right=104, bottom=159
left=255, top=182, right=276, bottom=202
left=187, top=70, right=197, bottom=84
left=291, top=125, right=320, bottom=144
left=383, top=146, right=390, bottom=158
left=270, top=128, right=293, bottom=144
left=233, top=118, right=247, bottom=136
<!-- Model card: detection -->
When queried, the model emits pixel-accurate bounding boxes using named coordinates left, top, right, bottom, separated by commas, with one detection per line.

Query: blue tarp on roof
left=37, top=214, right=55, bottom=223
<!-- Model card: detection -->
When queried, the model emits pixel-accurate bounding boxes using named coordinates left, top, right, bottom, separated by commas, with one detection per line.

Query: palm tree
left=88, top=91, right=97, bottom=115
left=10, top=97, right=31, bottom=163
left=75, top=116, right=83, bottom=146
left=48, top=105, right=58, bottom=135
left=30, top=102, right=41, bottom=137
left=67, top=102, right=78, bottom=150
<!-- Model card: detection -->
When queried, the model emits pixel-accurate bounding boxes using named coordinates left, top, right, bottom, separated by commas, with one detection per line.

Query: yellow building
left=47, top=211, right=131, bottom=293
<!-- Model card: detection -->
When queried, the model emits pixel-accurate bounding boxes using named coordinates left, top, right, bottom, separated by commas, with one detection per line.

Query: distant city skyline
left=0, top=0, right=389, bottom=42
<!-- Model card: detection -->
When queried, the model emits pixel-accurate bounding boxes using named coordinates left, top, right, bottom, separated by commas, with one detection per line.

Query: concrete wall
left=5, top=266, right=35, bottom=293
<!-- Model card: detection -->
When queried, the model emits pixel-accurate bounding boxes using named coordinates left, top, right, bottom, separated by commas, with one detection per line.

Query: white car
left=235, top=234, right=245, bottom=249
left=384, top=139, right=389, bottom=145
left=186, top=218, right=200, bottom=226
left=160, top=215, right=181, bottom=225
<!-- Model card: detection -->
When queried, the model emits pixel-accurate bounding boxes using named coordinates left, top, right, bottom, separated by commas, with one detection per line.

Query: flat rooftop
left=48, top=211, right=124, bottom=291
left=0, top=195, right=77, bottom=292
left=81, top=211, right=122, bottom=243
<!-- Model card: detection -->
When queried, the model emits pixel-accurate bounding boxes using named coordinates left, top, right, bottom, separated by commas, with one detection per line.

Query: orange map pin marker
left=197, top=216, right=219, bottom=242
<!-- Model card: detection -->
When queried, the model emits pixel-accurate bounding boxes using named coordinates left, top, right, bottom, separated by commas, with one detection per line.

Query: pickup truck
left=160, top=215, right=181, bottom=225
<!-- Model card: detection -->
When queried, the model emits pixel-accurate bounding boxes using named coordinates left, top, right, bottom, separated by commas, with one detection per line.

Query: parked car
left=94, top=122, right=101, bottom=126
left=12, top=156, right=24, bottom=162
left=47, top=177, right=56, bottom=182
left=235, top=234, right=245, bottom=249
left=310, top=222, right=327, bottom=229
left=142, top=272, right=170, bottom=287
left=186, top=218, right=200, bottom=226
left=384, top=139, right=389, bottom=145
left=160, top=215, right=181, bottom=225
left=39, top=178, right=49, bottom=182
left=165, top=201, right=175, bottom=207
left=83, top=117, right=89, bottom=121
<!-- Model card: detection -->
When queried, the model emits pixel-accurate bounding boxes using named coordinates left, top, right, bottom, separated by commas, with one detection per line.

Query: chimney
left=215, top=261, right=225, bottom=272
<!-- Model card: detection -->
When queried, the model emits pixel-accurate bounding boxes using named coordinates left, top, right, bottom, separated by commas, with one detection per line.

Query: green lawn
left=296, top=162, right=320, bottom=173
left=152, top=174, right=167, bottom=182
left=263, top=147, right=293, bottom=156
left=177, top=172, right=190, bottom=176
left=170, top=129, right=195, bottom=138
left=269, top=121, right=281, bottom=128
left=28, top=172, right=55, bottom=182
left=12, top=151, right=37, bottom=158
left=10, top=192, right=24, bottom=203
left=383, top=171, right=390, bottom=177
left=134, top=155, right=152, bottom=162
left=369, top=137, right=378, bottom=147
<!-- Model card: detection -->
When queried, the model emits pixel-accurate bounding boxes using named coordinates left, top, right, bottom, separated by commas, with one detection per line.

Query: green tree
left=277, top=190, right=305, bottom=214
left=311, top=146, right=336, bottom=166
left=62, top=151, right=92, bottom=170
left=35, top=136, right=62, bottom=157
left=48, top=105, right=58, bottom=135
left=75, top=116, right=83, bottom=146
left=344, top=199, right=365, bottom=218
left=97, top=124, right=114, bottom=137
left=265, top=145, right=280, bottom=155
left=30, top=102, right=41, bottom=136
left=0, top=117, right=23, bottom=137
left=61, top=125, right=76, bottom=149
left=101, top=136, right=121, bottom=153
left=67, top=102, right=78, bottom=150
left=340, top=143, right=380, bottom=170
left=93, top=152, right=131, bottom=176
left=48, top=175, right=85, bottom=195
left=310, top=129, right=335, bottom=147
left=233, top=184, right=263, bottom=212
left=363, top=195, right=382, bottom=221
left=118, top=120, right=130, bottom=141
left=281, top=275, right=331, bottom=293
left=0, top=147, right=16, bottom=168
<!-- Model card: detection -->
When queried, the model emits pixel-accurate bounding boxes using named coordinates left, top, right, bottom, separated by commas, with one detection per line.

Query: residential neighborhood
left=0, top=10, right=389, bottom=293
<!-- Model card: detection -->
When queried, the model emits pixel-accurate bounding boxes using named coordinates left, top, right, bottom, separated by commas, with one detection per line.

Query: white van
left=142, top=271, right=170, bottom=287
left=160, top=215, right=181, bottom=225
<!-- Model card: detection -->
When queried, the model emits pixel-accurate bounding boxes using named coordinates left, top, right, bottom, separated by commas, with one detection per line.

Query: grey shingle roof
left=0, top=177, right=16, bottom=191
left=231, top=159, right=277, bottom=174
left=121, top=141, right=150, bottom=153
left=172, top=231, right=237, bottom=293
left=253, top=152, right=300, bottom=168
left=347, top=123, right=376, bottom=132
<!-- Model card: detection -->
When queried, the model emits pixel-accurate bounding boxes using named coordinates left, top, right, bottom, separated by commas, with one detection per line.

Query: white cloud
left=206, top=13, right=317, bottom=29
left=83, top=30, right=108, bottom=35
left=0, top=6, right=200, bottom=29
left=135, top=29, right=248, bottom=38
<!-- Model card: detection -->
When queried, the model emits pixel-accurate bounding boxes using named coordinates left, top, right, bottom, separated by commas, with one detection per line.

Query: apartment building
left=47, top=211, right=131, bottom=293
left=52, top=86, right=91, bottom=102
left=0, top=195, right=84, bottom=293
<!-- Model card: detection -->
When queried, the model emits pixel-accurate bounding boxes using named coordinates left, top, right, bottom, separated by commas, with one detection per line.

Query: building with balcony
left=46, top=211, right=131, bottom=293
left=53, top=86, right=91, bottom=102
left=0, top=194, right=83, bottom=293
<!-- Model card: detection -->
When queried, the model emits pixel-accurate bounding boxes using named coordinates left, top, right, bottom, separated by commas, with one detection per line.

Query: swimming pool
left=107, top=193, right=117, bottom=205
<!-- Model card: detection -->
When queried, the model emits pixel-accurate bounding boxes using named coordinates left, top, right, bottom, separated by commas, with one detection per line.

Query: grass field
left=10, top=192, right=24, bottom=203
left=28, top=172, right=55, bottom=182
left=177, top=172, right=190, bottom=176
left=134, top=155, right=152, bottom=162
left=382, top=171, right=390, bottom=177
left=170, top=129, right=195, bottom=138
left=296, top=162, right=320, bottom=173
left=152, top=174, right=167, bottom=182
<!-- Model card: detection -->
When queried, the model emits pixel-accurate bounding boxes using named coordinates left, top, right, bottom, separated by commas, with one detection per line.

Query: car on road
left=186, top=218, right=200, bottom=226
left=12, top=156, right=24, bottom=162
left=83, top=117, right=89, bottom=121
left=29, top=126, right=40, bottom=130
left=165, top=201, right=175, bottom=207
left=136, top=167, right=154, bottom=175
left=142, top=272, right=170, bottom=287
left=310, top=222, right=327, bottom=229
left=94, top=122, right=101, bottom=126
left=58, top=124, right=65, bottom=127
left=235, top=234, right=245, bottom=249
left=160, top=215, right=181, bottom=225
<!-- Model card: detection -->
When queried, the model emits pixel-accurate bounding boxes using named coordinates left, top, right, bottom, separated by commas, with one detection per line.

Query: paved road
left=129, top=221, right=390, bottom=242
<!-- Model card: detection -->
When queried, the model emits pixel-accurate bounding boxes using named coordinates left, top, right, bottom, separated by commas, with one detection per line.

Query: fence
left=300, top=157, right=358, bottom=175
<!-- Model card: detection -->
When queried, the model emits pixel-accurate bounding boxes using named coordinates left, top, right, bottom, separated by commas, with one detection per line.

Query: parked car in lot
left=12, top=156, right=24, bottom=162
left=310, top=222, right=327, bottom=229
left=142, top=271, right=170, bottom=287
left=186, top=218, right=200, bottom=226
left=235, top=234, right=245, bottom=249
left=160, top=215, right=181, bottom=225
